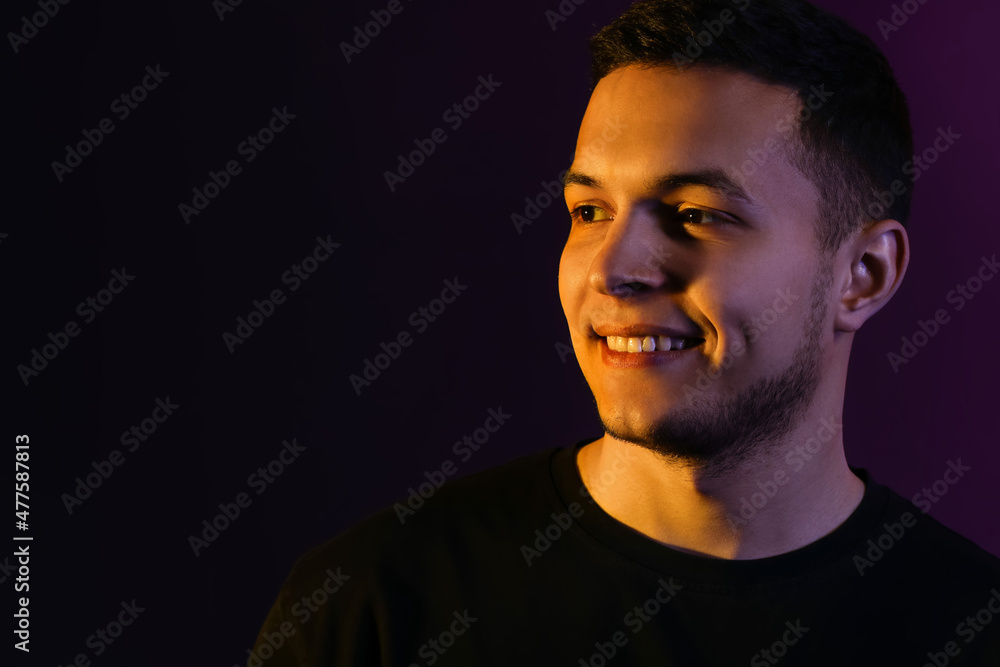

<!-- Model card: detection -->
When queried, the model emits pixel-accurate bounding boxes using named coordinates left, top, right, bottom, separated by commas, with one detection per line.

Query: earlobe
left=834, top=219, right=909, bottom=333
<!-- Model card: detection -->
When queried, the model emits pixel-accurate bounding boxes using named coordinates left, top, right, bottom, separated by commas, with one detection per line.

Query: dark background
left=5, top=0, right=998, bottom=664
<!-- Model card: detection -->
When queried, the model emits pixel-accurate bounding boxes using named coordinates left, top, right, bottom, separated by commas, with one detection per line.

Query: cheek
left=692, top=272, right=807, bottom=361
left=733, top=289, right=813, bottom=365
left=557, top=252, right=571, bottom=311
left=558, top=244, right=587, bottom=308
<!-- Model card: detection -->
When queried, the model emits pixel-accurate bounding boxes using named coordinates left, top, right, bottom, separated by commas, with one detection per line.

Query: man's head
left=589, top=0, right=914, bottom=251
left=558, top=0, right=911, bottom=475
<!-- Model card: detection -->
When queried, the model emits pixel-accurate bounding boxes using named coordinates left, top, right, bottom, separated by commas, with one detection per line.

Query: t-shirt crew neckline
left=549, top=436, right=891, bottom=586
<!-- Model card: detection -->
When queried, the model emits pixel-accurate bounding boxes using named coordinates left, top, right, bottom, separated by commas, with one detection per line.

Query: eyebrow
left=563, top=168, right=759, bottom=207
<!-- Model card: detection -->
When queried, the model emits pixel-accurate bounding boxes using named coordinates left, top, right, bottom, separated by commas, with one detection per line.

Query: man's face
left=559, top=65, right=833, bottom=473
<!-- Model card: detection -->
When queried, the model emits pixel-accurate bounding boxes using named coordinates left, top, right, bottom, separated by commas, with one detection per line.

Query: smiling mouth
left=604, top=335, right=706, bottom=353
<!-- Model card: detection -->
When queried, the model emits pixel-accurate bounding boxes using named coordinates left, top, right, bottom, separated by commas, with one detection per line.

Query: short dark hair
left=589, top=0, right=913, bottom=251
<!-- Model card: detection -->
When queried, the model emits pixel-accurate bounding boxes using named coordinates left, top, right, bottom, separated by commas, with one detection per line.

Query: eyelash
left=568, top=204, right=733, bottom=225
left=676, top=207, right=731, bottom=225
left=569, top=205, right=613, bottom=225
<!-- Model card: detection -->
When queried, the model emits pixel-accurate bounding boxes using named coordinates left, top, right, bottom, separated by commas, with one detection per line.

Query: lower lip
left=598, top=338, right=702, bottom=368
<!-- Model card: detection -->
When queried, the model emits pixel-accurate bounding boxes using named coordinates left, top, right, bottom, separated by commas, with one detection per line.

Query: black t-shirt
left=251, top=438, right=1000, bottom=666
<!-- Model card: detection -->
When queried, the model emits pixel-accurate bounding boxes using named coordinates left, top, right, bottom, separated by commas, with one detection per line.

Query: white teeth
left=607, top=335, right=700, bottom=353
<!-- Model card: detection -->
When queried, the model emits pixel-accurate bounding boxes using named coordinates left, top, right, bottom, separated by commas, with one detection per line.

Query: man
left=252, top=1, right=1000, bottom=664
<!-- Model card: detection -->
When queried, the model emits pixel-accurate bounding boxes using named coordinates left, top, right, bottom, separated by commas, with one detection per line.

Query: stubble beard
left=598, top=269, right=831, bottom=479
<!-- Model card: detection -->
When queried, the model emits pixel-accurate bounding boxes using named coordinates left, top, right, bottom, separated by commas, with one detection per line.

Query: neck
left=577, top=405, right=864, bottom=560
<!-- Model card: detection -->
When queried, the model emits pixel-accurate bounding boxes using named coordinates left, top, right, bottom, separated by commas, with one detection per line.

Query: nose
left=588, top=203, right=673, bottom=297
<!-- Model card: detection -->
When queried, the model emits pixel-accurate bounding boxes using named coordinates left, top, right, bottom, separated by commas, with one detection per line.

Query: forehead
left=574, top=65, right=817, bottom=214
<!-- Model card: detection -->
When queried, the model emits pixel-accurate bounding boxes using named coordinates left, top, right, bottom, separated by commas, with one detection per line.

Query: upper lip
left=592, top=323, right=704, bottom=339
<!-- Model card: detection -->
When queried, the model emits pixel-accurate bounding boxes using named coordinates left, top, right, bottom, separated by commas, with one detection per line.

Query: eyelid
left=676, top=203, right=740, bottom=224
left=568, top=200, right=616, bottom=223
left=569, top=205, right=615, bottom=224
left=568, top=197, right=615, bottom=212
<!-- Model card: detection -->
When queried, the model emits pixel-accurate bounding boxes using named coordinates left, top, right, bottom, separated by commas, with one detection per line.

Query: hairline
left=592, top=63, right=842, bottom=255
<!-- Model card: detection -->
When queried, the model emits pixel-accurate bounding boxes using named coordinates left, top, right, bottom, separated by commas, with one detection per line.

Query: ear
left=834, top=219, right=909, bottom=333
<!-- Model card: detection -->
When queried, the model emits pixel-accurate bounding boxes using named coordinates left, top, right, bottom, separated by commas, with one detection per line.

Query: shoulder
left=284, top=445, right=564, bottom=590
left=255, top=448, right=567, bottom=664
left=862, top=480, right=1000, bottom=590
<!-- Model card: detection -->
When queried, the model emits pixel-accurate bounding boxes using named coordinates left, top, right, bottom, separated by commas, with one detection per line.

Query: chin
left=596, top=398, right=676, bottom=439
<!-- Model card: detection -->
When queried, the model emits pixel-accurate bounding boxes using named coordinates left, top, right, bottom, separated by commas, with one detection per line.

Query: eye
left=569, top=205, right=614, bottom=224
left=676, top=207, right=730, bottom=225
